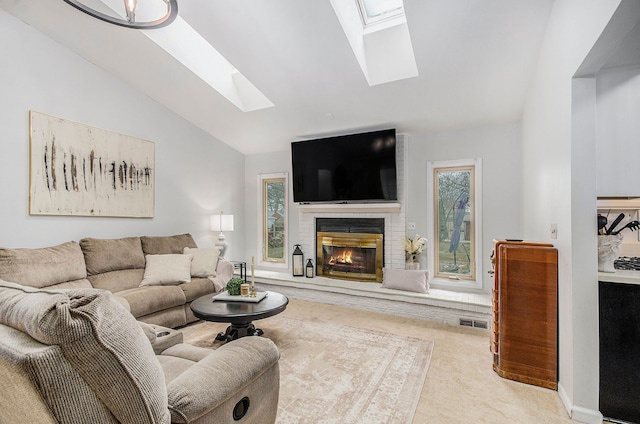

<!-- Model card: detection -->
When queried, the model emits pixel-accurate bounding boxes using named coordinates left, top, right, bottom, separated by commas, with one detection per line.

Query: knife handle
left=607, top=213, right=625, bottom=235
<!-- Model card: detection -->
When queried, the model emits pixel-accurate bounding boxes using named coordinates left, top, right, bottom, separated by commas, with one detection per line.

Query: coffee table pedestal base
left=216, top=323, right=264, bottom=343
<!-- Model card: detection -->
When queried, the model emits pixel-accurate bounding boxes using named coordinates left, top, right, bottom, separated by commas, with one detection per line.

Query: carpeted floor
left=180, top=299, right=574, bottom=424
left=183, top=315, right=432, bottom=423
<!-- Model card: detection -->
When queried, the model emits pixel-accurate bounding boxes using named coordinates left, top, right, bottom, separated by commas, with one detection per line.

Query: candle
left=251, top=256, right=255, bottom=291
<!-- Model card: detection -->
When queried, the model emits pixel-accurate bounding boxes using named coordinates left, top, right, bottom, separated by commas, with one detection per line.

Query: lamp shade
left=210, top=214, right=234, bottom=232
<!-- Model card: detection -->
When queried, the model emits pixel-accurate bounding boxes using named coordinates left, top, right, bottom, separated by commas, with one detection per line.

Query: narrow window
left=427, top=159, right=482, bottom=288
left=260, top=173, right=287, bottom=265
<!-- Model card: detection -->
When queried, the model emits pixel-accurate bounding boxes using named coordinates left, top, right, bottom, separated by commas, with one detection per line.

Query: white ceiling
left=1, top=0, right=556, bottom=154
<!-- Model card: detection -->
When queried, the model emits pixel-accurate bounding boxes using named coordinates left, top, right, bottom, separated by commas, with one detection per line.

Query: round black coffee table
left=190, top=291, right=288, bottom=342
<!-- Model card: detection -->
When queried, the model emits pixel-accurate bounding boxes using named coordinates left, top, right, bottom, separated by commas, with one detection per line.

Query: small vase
left=405, top=253, right=420, bottom=270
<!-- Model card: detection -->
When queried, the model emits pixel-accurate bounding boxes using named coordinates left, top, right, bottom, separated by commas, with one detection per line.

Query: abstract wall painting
left=29, top=111, right=155, bottom=217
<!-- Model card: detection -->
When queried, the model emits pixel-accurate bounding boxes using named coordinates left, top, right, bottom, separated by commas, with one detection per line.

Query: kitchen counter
left=598, top=269, right=640, bottom=285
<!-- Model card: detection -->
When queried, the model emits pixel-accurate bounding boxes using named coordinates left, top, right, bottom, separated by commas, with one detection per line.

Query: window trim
left=426, top=159, right=483, bottom=290
left=257, top=172, right=289, bottom=269
left=355, top=0, right=405, bottom=28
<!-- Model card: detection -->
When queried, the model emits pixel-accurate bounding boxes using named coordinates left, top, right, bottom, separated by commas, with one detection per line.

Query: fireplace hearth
left=316, top=218, right=384, bottom=282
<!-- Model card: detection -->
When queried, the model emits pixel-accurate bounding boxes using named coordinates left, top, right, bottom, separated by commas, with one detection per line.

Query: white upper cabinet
left=596, top=67, right=640, bottom=197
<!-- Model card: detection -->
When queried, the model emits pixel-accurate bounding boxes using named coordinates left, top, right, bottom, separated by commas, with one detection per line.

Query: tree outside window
left=262, top=175, right=287, bottom=263
left=434, top=165, right=475, bottom=281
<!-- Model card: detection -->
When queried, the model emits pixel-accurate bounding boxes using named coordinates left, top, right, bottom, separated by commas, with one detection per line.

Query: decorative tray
left=212, top=291, right=268, bottom=303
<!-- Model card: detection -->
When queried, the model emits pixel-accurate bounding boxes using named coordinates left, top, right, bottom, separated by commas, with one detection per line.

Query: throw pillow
left=140, top=254, right=193, bottom=287
left=381, top=268, right=430, bottom=294
left=140, top=233, right=197, bottom=255
left=0, top=241, right=87, bottom=288
left=183, top=247, right=221, bottom=278
left=80, top=237, right=145, bottom=275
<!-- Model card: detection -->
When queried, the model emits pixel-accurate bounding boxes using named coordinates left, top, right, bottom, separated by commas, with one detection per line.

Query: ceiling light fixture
left=62, top=0, right=178, bottom=29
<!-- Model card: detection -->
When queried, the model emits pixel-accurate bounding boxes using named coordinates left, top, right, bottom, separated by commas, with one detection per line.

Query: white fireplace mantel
left=297, top=203, right=402, bottom=214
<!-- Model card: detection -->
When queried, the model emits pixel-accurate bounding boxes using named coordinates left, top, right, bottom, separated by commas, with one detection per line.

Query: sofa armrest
left=167, top=336, right=279, bottom=423
left=150, top=325, right=184, bottom=354
left=112, top=294, right=130, bottom=312
left=216, top=259, right=234, bottom=282
left=137, top=322, right=183, bottom=354
left=207, top=259, right=234, bottom=292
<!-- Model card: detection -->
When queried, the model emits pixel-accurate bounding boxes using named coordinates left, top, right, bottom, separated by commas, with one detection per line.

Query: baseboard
left=558, top=383, right=572, bottom=418
left=558, top=383, right=604, bottom=424
left=572, top=406, right=603, bottom=424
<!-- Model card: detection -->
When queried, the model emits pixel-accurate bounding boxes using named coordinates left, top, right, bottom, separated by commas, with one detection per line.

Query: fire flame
left=328, top=250, right=352, bottom=265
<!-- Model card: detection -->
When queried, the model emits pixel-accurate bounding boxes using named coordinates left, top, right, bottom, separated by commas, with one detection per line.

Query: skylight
left=96, top=0, right=274, bottom=112
left=356, top=0, right=404, bottom=27
left=144, top=18, right=274, bottom=112
left=330, top=0, right=417, bottom=86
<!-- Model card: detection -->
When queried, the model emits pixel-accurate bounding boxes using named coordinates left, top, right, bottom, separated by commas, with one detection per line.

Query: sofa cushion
left=80, top=237, right=145, bottom=276
left=141, top=234, right=197, bottom=256
left=141, top=254, right=193, bottom=287
left=179, top=278, right=215, bottom=302
left=0, top=280, right=170, bottom=424
left=0, top=241, right=87, bottom=288
left=139, top=306, right=187, bottom=329
left=47, top=278, right=93, bottom=290
left=117, top=285, right=187, bottom=318
left=160, top=343, right=213, bottom=363
left=89, top=269, right=145, bottom=293
left=157, top=355, right=197, bottom=385
left=183, top=247, right=221, bottom=278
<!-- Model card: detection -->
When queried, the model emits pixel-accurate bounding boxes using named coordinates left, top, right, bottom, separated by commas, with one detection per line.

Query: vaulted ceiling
left=1, top=0, right=555, bottom=154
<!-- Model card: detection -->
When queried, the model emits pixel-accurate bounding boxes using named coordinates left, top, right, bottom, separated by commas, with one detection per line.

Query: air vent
left=459, top=318, right=488, bottom=329
left=459, top=319, right=473, bottom=327
left=473, top=320, right=488, bottom=329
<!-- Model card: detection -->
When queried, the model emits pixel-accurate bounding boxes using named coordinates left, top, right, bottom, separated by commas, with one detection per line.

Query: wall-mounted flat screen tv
left=291, top=128, right=397, bottom=203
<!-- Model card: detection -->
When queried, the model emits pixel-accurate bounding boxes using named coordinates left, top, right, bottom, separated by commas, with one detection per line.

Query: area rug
left=181, top=315, right=434, bottom=424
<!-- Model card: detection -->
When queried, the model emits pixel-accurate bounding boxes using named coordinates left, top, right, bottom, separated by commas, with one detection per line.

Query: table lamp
left=211, top=211, right=234, bottom=257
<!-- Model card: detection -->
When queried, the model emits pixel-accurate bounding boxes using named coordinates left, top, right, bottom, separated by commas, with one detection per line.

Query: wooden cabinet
left=491, top=240, right=558, bottom=390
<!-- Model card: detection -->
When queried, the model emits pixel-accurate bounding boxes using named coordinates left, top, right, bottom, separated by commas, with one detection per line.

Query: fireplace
left=316, top=218, right=384, bottom=283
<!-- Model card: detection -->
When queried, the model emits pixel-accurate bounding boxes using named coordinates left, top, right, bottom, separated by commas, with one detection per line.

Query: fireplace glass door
left=316, top=232, right=383, bottom=282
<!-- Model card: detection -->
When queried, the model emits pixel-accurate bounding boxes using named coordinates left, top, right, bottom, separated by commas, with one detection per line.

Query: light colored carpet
left=182, top=314, right=433, bottom=424
left=181, top=299, right=574, bottom=424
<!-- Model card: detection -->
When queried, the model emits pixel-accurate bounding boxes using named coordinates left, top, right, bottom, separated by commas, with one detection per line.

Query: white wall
left=407, top=123, right=522, bottom=294
left=244, top=150, right=294, bottom=266
left=521, top=0, right=621, bottom=421
left=0, top=10, right=245, bottom=254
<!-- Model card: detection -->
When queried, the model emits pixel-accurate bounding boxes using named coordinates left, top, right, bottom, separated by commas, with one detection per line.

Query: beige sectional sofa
left=0, top=233, right=233, bottom=328
left=0, top=234, right=281, bottom=423
left=0, top=280, right=280, bottom=423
